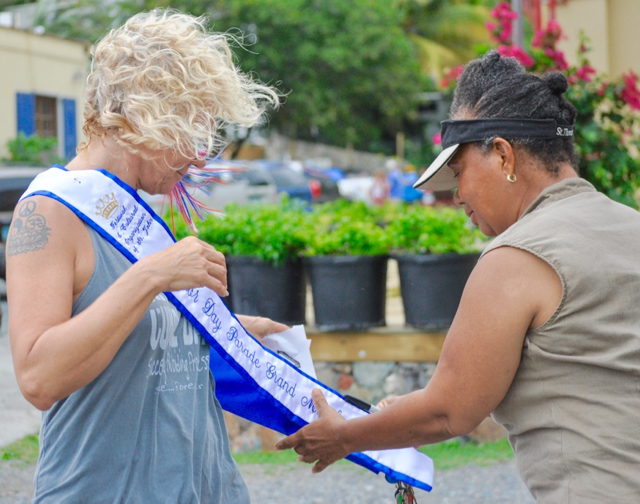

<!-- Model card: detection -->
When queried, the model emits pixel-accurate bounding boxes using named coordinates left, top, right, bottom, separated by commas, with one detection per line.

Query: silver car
left=140, top=164, right=279, bottom=214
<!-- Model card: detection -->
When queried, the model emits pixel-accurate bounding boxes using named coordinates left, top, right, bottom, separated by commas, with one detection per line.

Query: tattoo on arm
left=7, top=200, right=51, bottom=256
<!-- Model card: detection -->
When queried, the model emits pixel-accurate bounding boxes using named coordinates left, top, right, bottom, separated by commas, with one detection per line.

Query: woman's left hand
left=236, top=315, right=289, bottom=340
left=274, top=388, right=349, bottom=473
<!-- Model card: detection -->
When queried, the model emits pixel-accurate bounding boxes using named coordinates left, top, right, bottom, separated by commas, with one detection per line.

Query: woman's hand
left=237, top=315, right=289, bottom=340
left=136, top=236, right=229, bottom=297
left=274, top=388, right=349, bottom=473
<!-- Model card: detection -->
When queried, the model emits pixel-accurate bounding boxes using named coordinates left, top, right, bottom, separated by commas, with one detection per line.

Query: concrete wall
left=555, top=0, right=640, bottom=77
left=263, top=132, right=390, bottom=173
left=0, top=27, right=88, bottom=159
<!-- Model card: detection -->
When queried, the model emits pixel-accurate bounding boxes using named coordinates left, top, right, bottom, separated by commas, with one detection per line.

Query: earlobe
left=493, top=138, right=515, bottom=181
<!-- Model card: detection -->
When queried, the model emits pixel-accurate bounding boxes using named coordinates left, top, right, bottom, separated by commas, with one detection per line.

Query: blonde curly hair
left=80, top=9, right=280, bottom=160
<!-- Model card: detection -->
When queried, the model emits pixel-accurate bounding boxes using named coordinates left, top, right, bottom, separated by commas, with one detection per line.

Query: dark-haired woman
left=276, top=50, right=640, bottom=503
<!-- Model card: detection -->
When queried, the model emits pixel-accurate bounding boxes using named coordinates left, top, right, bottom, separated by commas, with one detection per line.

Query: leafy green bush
left=303, top=219, right=390, bottom=256
left=302, top=200, right=390, bottom=256
left=5, top=133, right=63, bottom=166
left=386, top=205, right=486, bottom=255
left=566, top=59, right=640, bottom=207
left=171, top=199, right=485, bottom=260
left=193, top=200, right=311, bottom=265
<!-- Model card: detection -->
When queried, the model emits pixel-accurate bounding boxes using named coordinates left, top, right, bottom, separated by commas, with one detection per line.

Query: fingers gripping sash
left=20, top=166, right=435, bottom=492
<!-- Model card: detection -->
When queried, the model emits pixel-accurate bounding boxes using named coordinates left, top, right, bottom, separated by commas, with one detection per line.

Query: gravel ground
left=0, top=459, right=534, bottom=503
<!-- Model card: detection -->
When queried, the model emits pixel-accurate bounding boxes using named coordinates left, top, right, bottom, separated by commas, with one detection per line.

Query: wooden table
left=306, top=325, right=446, bottom=362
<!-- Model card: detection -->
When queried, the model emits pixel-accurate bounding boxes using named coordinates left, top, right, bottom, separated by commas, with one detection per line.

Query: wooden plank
left=306, top=326, right=446, bottom=362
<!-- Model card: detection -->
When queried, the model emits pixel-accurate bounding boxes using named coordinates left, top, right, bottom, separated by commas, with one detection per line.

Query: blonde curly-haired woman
left=7, top=10, right=285, bottom=502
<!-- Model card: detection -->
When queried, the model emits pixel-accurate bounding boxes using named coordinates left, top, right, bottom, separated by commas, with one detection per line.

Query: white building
left=0, top=24, right=87, bottom=161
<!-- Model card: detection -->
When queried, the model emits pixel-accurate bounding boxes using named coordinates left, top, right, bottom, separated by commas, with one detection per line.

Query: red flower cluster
left=531, top=18, right=569, bottom=71
left=544, top=48, right=569, bottom=71
left=621, top=71, right=640, bottom=110
left=486, top=2, right=518, bottom=44
left=440, top=65, right=464, bottom=90
left=497, top=45, right=534, bottom=68
left=486, top=2, right=536, bottom=69
left=571, top=64, right=597, bottom=83
left=532, top=19, right=563, bottom=49
left=567, top=35, right=597, bottom=84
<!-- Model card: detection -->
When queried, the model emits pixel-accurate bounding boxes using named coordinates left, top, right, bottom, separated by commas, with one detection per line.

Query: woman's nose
left=191, top=157, right=207, bottom=169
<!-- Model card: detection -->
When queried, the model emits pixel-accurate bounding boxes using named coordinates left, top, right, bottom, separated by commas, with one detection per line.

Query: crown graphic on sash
left=95, top=192, right=119, bottom=219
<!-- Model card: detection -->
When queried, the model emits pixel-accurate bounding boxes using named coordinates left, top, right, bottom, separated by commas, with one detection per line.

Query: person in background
left=276, top=50, right=640, bottom=503
left=386, top=158, right=405, bottom=201
left=400, top=163, right=423, bottom=204
left=6, top=10, right=287, bottom=503
left=369, top=168, right=390, bottom=205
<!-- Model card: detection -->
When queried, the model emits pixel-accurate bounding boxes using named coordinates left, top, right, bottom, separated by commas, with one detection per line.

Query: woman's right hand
left=8, top=202, right=227, bottom=409
left=137, top=236, right=229, bottom=297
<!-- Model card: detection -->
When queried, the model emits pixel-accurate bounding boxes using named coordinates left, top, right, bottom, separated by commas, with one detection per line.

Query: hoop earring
left=507, top=173, right=517, bottom=183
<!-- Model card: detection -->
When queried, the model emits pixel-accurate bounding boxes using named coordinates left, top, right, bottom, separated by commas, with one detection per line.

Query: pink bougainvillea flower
left=553, top=51, right=569, bottom=71
left=546, top=19, right=563, bottom=39
left=532, top=29, right=545, bottom=48
left=498, top=45, right=535, bottom=68
left=491, top=2, right=517, bottom=20
left=576, top=65, right=597, bottom=82
left=488, top=1, right=519, bottom=44
left=432, top=133, right=442, bottom=146
left=621, top=71, right=640, bottom=110
left=440, top=65, right=464, bottom=89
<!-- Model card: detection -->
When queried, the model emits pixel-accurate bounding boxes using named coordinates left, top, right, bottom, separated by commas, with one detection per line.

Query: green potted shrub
left=385, top=204, right=486, bottom=329
left=177, top=199, right=311, bottom=325
left=303, top=200, right=391, bottom=331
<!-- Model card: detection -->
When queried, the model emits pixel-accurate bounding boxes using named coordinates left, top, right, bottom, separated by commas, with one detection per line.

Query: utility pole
left=511, top=0, right=524, bottom=47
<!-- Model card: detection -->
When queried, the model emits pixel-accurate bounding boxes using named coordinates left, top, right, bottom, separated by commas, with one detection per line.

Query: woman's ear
left=492, top=138, right=515, bottom=179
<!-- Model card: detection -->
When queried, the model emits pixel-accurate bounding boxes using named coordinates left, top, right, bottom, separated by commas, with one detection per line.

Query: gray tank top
left=483, top=178, right=640, bottom=503
left=33, top=226, right=250, bottom=503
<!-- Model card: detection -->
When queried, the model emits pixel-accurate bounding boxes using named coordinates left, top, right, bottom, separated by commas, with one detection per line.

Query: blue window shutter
left=62, top=98, right=77, bottom=160
left=16, top=93, right=35, bottom=136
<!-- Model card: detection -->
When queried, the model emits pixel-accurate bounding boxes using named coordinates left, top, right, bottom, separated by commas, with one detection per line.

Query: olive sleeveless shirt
left=33, top=226, right=250, bottom=503
left=483, top=178, right=640, bottom=503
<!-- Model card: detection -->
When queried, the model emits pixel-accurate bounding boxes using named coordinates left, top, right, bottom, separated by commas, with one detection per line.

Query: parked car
left=249, top=160, right=341, bottom=205
left=140, top=163, right=280, bottom=214
left=265, top=165, right=313, bottom=204
left=303, top=167, right=341, bottom=203
left=0, top=166, right=47, bottom=281
left=337, top=172, right=375, bottom=204
left=199, top=164, right=279, bottom=209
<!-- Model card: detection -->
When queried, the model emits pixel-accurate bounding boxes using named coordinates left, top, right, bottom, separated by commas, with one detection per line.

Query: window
left=16, top=93, right=76, bottom=160
left=35, top=95, right=57, bottom=138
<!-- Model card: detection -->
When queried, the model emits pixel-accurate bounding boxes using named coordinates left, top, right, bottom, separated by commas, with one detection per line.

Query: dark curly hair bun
left=543, top=71, right=569, bottom=96
left=450, top=51, right=578, bottom=173
left=483, top=50, right=502, bottom=66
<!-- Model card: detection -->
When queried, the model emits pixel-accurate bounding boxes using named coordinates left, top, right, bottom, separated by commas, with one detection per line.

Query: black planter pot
left=304, top=255, right=388, bottom=331
left=226, top=256, right=306, bottom=326
left=395, top=253, right=480, bottom=330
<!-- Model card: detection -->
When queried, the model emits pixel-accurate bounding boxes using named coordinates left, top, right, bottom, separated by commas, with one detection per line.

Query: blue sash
left=21, top=166, right=434, bottom=491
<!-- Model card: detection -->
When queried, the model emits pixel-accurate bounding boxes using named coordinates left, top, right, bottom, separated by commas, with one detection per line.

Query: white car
left=337, top=174, right=375, bottom=205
